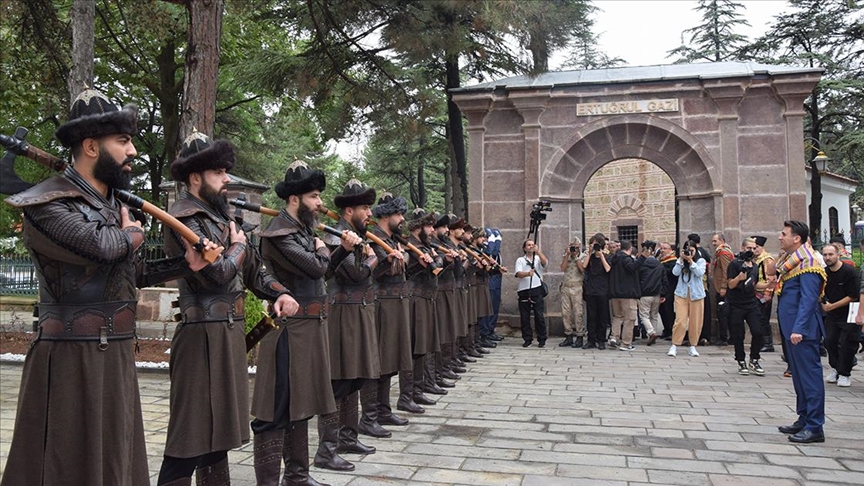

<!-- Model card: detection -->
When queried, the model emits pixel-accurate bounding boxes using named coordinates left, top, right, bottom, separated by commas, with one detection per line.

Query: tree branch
left=216, top=95, right=263, bottom=112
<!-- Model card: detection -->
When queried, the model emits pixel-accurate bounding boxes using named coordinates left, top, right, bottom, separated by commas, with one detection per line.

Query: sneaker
left=608, top=338, right=619, bottom=348
left=826, top=369, right=838, bottom=383
left=837, top=375, right=851, bottom=387
left=688, top=346, right=700, bottom=357
left=618, top=344, right=636, bottom=351
left=737, top=361, right=749, bottom=375
left=749, top=359, right=765, bottom=376
left=667, top=345, right=677, bottom=357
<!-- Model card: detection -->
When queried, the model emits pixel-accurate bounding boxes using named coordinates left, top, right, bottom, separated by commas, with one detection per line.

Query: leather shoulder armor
left=5, top=175, right=104, bottom=209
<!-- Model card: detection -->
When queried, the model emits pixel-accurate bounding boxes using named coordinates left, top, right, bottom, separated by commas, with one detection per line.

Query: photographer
left=608, top=240, right=641, bottom=351
left=580, top=234, right=612, bottom=349
left=559, top=236, right=586, bottom=348
left=638, top=241, right=667, bottom=346
left=668, top=239, right=707, bottom=357
left=727, top=238, right=765, bottom=376
left=514, top=239, right=549, bottom=347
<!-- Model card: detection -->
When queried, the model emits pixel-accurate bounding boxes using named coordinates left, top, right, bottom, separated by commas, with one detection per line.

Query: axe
left=0, top=128, right=223, bottom=263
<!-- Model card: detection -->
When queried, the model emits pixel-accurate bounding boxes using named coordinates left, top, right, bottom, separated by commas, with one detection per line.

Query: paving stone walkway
left=2, top=338, right=864, bottom=485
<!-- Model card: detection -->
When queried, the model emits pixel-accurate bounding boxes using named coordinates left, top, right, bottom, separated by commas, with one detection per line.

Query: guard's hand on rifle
left=184, top=238, right=217, bottom=272
left=229, top=221, right=247, bottom=246
left=314, top=237, right=326, bottom=251
left=120, top=207, right=143, bottom=231
left=364, top=244, right=375, bottom=258
left=340, top=230, right=362, bottom=251
left=419, top=253, right=433, bottom=267
left=388, top=245, right=405, bottom=261
left=273, top=293, right=299, bottom=317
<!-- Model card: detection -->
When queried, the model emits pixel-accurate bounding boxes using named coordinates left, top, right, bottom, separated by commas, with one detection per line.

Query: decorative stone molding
left=608, top=194, right=647, bottom=217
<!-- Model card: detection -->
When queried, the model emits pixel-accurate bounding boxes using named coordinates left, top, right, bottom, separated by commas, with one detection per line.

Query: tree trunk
left=445, top=56, right=468, bottom=218
left=417, top=158, right=426, bottom=209
left=178, top=0, right=223, bottom=141
left=528, top=32, right=549, bottom=74
left=153, top=40, right=183, bottom=198
left=807, top=92, right=822, bottom=243
left=69, top=0, right=94, bottom=103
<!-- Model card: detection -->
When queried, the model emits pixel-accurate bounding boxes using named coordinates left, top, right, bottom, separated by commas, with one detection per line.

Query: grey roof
left=453, top=61, right=824, bottom=93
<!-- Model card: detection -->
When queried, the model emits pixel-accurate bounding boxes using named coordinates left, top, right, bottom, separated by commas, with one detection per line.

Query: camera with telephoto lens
left=738, top=250, right=754, bottom=262
left=530, top=200, right=552, bottom=222
left=569, top=245, right=578, bottom=253
left=592, top=242, right=602, bottom=252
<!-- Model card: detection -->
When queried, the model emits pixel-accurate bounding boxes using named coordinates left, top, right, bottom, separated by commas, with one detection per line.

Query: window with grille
left=617, top=225, right=638, bottom=246
left=829, top=207, right=839, bottom=236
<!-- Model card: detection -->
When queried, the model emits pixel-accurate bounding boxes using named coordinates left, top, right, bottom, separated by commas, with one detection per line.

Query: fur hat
left=471, top=227, right=486, bottom=240
left=435, top=212, right=464, bottom=229
left=334, top=178, right=376, bottom=209
left=372, top=192, right=407, bottom=218
left=407, top=207, right=436, bottom=231
left=752, top=235, right=768, bottom=247
left=169, top=131, right=236, bottom=182
left=275, top=160, right=326, bottom=200
left=55, top=89, right=138, bottom=148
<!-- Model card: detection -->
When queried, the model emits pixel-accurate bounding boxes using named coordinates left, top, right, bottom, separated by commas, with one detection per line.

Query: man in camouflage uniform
left=559, top=235, right=586, bottom=348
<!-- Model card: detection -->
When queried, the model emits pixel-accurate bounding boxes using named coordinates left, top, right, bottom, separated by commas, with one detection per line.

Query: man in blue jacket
left=776, top=220, right=826, bottom=444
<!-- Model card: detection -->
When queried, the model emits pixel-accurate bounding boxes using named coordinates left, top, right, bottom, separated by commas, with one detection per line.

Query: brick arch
left=540, top=114, right=718, bottom=201
left=608, top=194, right=647, bottom=217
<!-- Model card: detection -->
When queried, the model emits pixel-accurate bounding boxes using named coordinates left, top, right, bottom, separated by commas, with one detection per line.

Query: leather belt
left=290, top=298, right=329, bottom=319
left=376, top=281, right=413, bottom=300
left=178, top=291, right=245, bottom=326
left=412, top=286, right=437, bottom=300
left=331, top=287, right=376, bottom=305
left=38, top=301, right=137, bottom=349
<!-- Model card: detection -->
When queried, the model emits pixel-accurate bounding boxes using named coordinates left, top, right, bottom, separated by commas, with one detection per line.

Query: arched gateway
left=452, top=61, right=821, bottom=320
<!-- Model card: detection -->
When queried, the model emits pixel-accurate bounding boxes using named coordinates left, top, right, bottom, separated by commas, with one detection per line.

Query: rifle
left=0, top=129, right=223, bottom=263
left=227, top=199, right=347, bottom=242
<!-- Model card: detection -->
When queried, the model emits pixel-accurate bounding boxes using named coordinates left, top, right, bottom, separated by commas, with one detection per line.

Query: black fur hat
left=55, top=89, right=138, bottom=148
left=372, top=192, right=408, bottom=218
left=434, top=212, right=464, bottom=229
left=334, top=178, right=376, bottom=209
left=275, top=160, right=326, bottom=200
left=407, top=207, right=436, bottom=232
left=169, top=131, right=236, bottom=182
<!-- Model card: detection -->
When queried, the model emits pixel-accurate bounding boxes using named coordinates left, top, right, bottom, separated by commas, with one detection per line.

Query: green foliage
left=667, top=0, right=751, bottom=63
left=244, top=290, right=265, bottom=333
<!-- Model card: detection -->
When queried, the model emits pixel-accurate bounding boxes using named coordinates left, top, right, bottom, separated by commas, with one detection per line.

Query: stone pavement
left=2, top=339, right=864, bottom=485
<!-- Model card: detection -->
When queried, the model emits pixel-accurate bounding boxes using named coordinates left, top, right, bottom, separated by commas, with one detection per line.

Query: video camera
left=738, top=250, right=754, bottom=262
left=527, top=199, right=552, bottom=239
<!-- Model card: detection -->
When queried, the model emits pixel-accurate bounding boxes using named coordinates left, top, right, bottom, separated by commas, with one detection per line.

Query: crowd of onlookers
left=513, top=230, right=864, bottom=386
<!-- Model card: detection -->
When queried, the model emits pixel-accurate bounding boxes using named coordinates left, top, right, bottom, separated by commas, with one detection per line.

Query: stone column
left=456, top=96, right=494, bottom=225
left=510, top=92, right=550, bottom=240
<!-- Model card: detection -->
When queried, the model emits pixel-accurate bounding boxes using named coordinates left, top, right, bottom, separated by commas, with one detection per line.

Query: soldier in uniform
left=458, top=225, right=483, bottom=361
left=250, top=161, right=360, bottom=485
left=367, top=193, right=418, bottom=427
left=316, top=179, right=380, bottom=467
left=432, top=214, right=463, bottom=388
left=447, top=219, right=470, bottom=373
left=405, top=208, right=443, bottom=408
left=2, top=89, right=212, bottom=486
left=157, top=132, right=299, bottom=485
left=468, top=227, right=496, bottom=352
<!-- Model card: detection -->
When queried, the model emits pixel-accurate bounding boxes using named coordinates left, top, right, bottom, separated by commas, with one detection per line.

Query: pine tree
left=667, top=0, right=750, bottom=63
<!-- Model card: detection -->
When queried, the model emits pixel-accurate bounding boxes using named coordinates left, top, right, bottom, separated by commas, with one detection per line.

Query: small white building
left=804, top=167, right=858, bottom=243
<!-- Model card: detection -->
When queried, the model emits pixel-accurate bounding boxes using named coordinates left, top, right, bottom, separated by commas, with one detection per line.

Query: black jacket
left=638, top=256, right=667, bottom=297
left=608, top=251, right=641, bottom=299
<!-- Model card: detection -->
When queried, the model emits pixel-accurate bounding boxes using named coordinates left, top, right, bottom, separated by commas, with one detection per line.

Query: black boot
left=438, top=350, right=461, bottom=380
left=284, top=420, right=328, bottom=486
left=559, top=335, right=573, bottom=347
left=313, top=409, right=355, bottom=471
left=423, top=354, right=448, bottom=395
left=194, top=456, right=230, bottom=486
left=337, top=392, right=376, bottom=455
left=573, top=336, right=583, bottom=348
left=358, top=379, right=391, bottom=438
left=252, top=430, right=282, bottom=486
left=397, top=368, right=426, bottom=413
left=377, top=375, right=409, bottom=425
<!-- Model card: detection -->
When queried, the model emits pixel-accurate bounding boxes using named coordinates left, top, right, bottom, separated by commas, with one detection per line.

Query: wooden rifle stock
left=315, top=205, right=399, bottom=255
left=228, top=199, right=346, bottom=240
left=391, top=233, right=442, bottom=276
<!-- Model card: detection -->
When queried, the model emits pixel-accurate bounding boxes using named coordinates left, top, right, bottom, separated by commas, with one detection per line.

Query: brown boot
left=313, top=408, right=355, bottom=471
left=337, top=392, right=376, bottom=455
left=253, top=430, right=283, bottom=486
left=358, top=379, right=392, bottom=438
left=378, top=375, right=409, bottom=425
left=423, top=354, right=448, bottom=395
left=195, top=456, right=230, bottom=486
left=284, top=420, right=329, bottom=486
left=414, top=357, right=439, bottom=404
left=396, top=369, right=425, bottom=414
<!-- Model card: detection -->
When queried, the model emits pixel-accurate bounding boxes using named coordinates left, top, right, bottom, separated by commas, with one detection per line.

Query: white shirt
left=515, top=254, right=545, bottom=292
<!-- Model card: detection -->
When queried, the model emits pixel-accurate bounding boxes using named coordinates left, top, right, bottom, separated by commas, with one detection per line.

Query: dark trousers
left=659, top=294, right=675, bottom=337
left=700, top=286, right=713, bottom=342
left=825, top=316, right=859, bottom=376
left=728, top=302, right=763, bottom=362
left=759, top=299, right=774, bottom=345
left=585, top=294, right=610, bottom=344
left=786, top=336, right=825, bottom=433
left=479, top=274, right=502, bottom=336
left=158, top=451, right=227, bottom=483
left=518, top=287, right=546, bottom=344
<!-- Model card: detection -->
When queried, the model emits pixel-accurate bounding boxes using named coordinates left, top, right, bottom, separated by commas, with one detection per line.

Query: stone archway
left=541, top=114, right=720, bottom=241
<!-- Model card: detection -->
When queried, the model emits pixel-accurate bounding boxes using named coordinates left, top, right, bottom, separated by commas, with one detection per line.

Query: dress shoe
left=522, top=341, right=531, bottom=348
left=489, top=333, right=504, bottom=341
left=788, top=429, right=824, bottom=444
left=573, top=336, right=584, bottom=348
left=538, top=341, right=546, bottom=348
left=440, top=369, right=460, bottom=380
left=559, top=336, right=574, bottom=347
left=597, top=342, right=606, bottom=350
left=476, top=346, right=490, bottom=354
left=450, top=364, right=467, bottom=374
left=761, top=344, right=775, bottom=353
left=582, top=341, right=597, bottom=349
left=468, top=348, right=483, bottom=358
left=436, top=378, right=455, bottom=388
left=412, top=393, right=436, bottom=406
left=778, top=421, right=805, bottom=434
left=646, top=333, right=657, bottom=346
left=461, top=355, right=477, bottom=363
left=480, top=339, right=497, bottom=348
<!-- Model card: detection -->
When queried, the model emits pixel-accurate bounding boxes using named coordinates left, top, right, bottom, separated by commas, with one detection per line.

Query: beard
left=388, top=219, right=404, bottom=236
left=351, top=214, right=368, bottom=237
left=200, top=179, right=229, bottom=217
left=419, top=229, right=430, bottom=245
left=94, top=148, right=133, bottom=191
left=298, top=201, right=318, bottom=228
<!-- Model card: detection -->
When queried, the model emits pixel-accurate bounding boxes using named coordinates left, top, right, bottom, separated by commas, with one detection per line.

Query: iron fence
left=0, top=254, right=38, bottom=295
